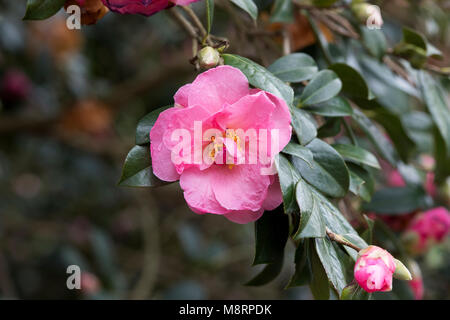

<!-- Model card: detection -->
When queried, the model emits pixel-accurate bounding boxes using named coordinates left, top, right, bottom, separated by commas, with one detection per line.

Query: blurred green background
left=0, top=0, right=448, bottom=299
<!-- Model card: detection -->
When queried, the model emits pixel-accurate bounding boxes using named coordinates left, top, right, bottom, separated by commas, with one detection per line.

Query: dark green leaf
left=282, top=142, right=314, bottom=167
left=292, top=139, right=349, bottom=198
left=276, top=154, right=301, bottom=214
left=347, top=163, right=374, bottom=202
left=361, top=214, right=374, bottom=244
left=223, top=54, right=294, bottom=105
left=270, top=0, right=293, bottom=23
left=332, top=143, right=380, bottom=169
left=419, top=71, right=450, bottom=155
left=299, top=70, right=342, bottom=106
left=291, top=108, right=317, bottom=145
left=230, top=0, right=258, bottom=21
left=341, top=281, right=371, bottom=300
left=294, top=178, right=326, bottom=239
left=361, top=27, right=387, bottom=60
left=253, top=208, right=289, bottom=265
left=329, top=63, right=370, bottom=99
left=135, top=106, right=171, bottom=145
left=402, top=27, right=427, bottom=50
left=315, top=238, right=351, bottom=295
left=286, top=240, right=311, bottom=287
left=268, top=53, right=318, bottom=83
left=118, top=145, right=168, bottom=187
left=351, top=109, right=399, bottom=166
left=363, top=185, right=430, bottom=214
left=309, top=241, right=330, bottom=300
left=246, top=258, right=284, bottom=286
left=23, top=0, right=65, bottom=20
left=317, top=118, right=342, bottom=138
left=304, top=96, right=353, bottom=117
left=205, top=0, right=214, bottom=34
left=434, top=128, right=450, bottom=183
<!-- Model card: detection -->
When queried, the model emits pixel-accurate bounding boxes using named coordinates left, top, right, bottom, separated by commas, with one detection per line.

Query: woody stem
left=326, top=227, right=362, bottom=252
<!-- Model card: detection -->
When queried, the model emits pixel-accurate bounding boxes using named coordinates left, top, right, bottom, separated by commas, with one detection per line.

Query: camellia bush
left=22, top=0, right=450, bottom=299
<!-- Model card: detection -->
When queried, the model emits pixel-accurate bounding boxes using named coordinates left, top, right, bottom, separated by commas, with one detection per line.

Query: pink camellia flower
left=101, top=0, right=200, bottom=16
left=150, top=66, right=292, bottom=223
left=354, top=245, right=396, bottom=293
left=404, top=207, right=450, bottom=253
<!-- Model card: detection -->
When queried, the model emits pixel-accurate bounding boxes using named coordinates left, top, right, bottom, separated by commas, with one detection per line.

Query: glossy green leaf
left=119, top=145, right=168, bottom=187
left=23, top=0, right=65, bottom=20
left=309, top=241, right=330, bottom=300
left=315, top=238, right=351, bottom=295
left=317, top=118, right=342, bottom=138
left=253, top=208, right=289, bottom=265
left=268, top=53, right=318, bottom=83
left=205, top=0, right=214, bottom=34
left=341, top=281, right=371, bottom=300
left=135, top=106, right=171, bottom=145
left=294, top=178, right=326, bottom=239
left=246, top=258, right=284, bottom=286
left=361, top=27, right=387, bottom=60
left=304, top=96, right=353, bottom=117
left=292, top=139, right=349, bottom=198
left=223, top=54, right=294, bottom=105
left=363, top=185, right=429, bottom=214
left=347, top=163, right=374, bottom=202
left=329, top=63, right=370, bottom=99
left=419, top=71, right=450, bottom=155
left=276, top=154, right=301, bottom=214
left=291, top=108, right=317, bottom=146
left=361, top=214, right=374, bottom=244
left=286, top=240, right=312, bottom=287
left=402, top=27, right=427, bottom=50
left=270, top=0, right=293, bottom=23
left=332, top=143, right=380, bottom=169
left=352, top=109, right=399, bottom=166
left=299, top=70, right=342, bottom=106
left=282, top=142, right=314, bottom=167
left=230, top=0, right=258, bottom=21
left=434, top=128, right=450, bottom=183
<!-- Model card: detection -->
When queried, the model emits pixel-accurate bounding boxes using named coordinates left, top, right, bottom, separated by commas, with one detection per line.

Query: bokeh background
left=0, top=0, right=449, bottom=299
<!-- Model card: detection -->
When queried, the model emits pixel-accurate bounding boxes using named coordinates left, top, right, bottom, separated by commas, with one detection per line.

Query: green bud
left=393, top=258, right=412, bottom=281
left=197, top=46, right=220, bottom=69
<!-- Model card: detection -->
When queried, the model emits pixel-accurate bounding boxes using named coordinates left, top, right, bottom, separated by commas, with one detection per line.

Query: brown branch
left=326, top=227, right=362, bottom=252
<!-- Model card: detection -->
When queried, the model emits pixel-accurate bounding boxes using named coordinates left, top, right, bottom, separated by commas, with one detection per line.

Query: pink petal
left=179, top=167, right=230, bottom=215
left=265, top=91, right=292, bottom=155
left=212, top=164, right=271, bottom=211
left=150, top=107, right=181, bottom=182
left=173, top=84, right=191, bottom=108
left=262, top=175, right=283, bottom=211
left=224, top=208, right=264, bottom=224
left=187, top=66, right=250, bottom=113
left=216, top=91, right=275, bottom=130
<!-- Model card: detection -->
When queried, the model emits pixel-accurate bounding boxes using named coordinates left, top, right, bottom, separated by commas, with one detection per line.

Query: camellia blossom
left=354, top=245, right=396, bottom=293
left=150, top=66, right=292, bottom=223
left=101, top=0, right=200, bottom=17
left=404, top=207, right=450, bottom=253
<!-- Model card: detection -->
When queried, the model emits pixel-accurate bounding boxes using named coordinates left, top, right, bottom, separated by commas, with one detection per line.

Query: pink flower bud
left=354, top=246, right=396, bottom=293
left=387, top=170, right=405, bottom=187
left=405, top=207, right=450, bottom=254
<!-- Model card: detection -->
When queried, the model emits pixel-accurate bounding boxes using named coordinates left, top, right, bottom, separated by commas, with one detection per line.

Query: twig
left=168, top=7, right=201, bottom=41
left=181, top=6, right=214, bottom=46
left=282, top=26, right=291, bottom=56
left=326, top=227, right=362, bottom=252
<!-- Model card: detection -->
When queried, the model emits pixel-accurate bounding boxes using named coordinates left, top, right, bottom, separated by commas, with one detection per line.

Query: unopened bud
left=197, top=46, right=220, bottom=69
left=393, top=258, right=412, bottom=281
left=351, top=3, right=383, bottom=29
